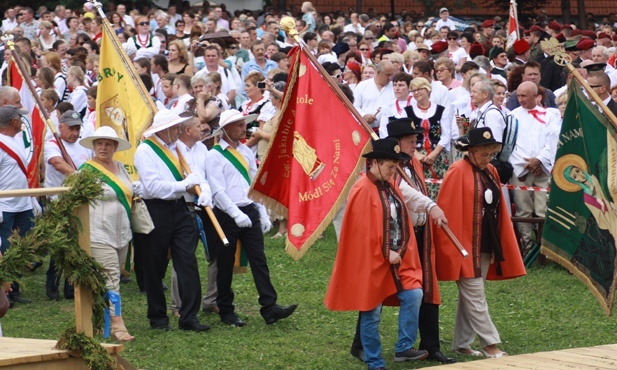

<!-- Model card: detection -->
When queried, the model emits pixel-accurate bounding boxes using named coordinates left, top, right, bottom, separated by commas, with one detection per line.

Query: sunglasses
left=359, top=48, right=369, bottom=51
left=138, top=21, right=149, bottom=26
left=229, top=45, right=237, bottom=49
left=365, top=37, right=374, bottom=40
left=333, top=73, right=342, bottom=79
left=448, top=37, right=458, bottom=40
left=18, top=13, right=24, bottom=16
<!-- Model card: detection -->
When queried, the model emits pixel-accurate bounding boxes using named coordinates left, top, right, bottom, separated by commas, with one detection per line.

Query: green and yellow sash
left=81, top=160, right=132, bottom=221
left=213, top=144, right=251, bottom=185
left=143, top=138, right=184, bottom=181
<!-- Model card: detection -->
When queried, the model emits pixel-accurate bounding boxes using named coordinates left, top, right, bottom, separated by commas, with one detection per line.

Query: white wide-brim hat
left=142, top=109, right=192, bottom=137
left=213, top=110, right=258, bottom=136
left=80, top=126, right=132, bottom=151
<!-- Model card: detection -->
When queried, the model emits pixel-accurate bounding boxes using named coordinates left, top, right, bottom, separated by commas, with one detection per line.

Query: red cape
left=434, top=159, right=526, bottom=281
left=324, top=174, right=423, bottom=311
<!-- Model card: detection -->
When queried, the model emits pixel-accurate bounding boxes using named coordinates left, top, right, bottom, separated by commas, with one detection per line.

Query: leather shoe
left=427, top=351, right=456, bottom=364
left=221, top=313, right=246, bottom=327
left=350, top=345, right=365, bottom=362
left=202, top=305, right=220, bottom=314
left=262, top=304, right=298, bottom=324
left=150, top=323, right=172, bottom=331
left=12, top=296, right=32, bottom=304
left=46, top=286, right=60, bottom=300
left=179, top=322, right=211, bottom=332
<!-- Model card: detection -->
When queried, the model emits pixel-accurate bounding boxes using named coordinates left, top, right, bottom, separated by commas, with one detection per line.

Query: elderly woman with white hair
left=80, top=126, right=135, bottom=342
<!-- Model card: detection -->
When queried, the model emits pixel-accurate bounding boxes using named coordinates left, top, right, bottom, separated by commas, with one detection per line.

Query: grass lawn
left=3, top=224, right=617, bottom=369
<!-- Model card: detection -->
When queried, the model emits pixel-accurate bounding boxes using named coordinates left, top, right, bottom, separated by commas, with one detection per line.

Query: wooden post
left=73, top=204, right=93, bottom=338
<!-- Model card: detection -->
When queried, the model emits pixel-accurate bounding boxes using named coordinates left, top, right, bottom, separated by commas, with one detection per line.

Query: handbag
left=131, top=197, right=155, bottom=234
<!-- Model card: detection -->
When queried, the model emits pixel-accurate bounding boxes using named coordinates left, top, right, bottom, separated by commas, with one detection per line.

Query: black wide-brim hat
left=386, top=117, right=424, bottom=138
left=363, top=137, right=411, bottom=161
left=467, top=127, right=501, bottom=147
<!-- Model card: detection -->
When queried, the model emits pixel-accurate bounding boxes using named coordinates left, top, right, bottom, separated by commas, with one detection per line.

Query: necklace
left=417, top=102, right=431, bottom=111
left=136, top=34, right=150, bottom=48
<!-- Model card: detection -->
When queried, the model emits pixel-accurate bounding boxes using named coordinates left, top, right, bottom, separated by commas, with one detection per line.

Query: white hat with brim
left=214, top=110, right=258, bottom=136
left=142, top=109, right=192, bottom=137
left=80, top=126, right=132, bottom=151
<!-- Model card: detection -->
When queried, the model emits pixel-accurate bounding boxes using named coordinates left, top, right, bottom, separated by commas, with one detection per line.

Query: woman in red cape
left=325, top=138, right=427, bottom=370
left=434, top=127, right=526, bottom=359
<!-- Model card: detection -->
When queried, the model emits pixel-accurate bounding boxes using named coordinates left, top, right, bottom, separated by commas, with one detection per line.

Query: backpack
left=473, top=104, right=518, bottom=163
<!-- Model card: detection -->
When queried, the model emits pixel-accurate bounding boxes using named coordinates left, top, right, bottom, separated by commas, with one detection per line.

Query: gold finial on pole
left=280, top=16, right=300, bottom=43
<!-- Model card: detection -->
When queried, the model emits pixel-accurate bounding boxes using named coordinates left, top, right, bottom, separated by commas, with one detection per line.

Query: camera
left=257, top=81, right=266, bottom=89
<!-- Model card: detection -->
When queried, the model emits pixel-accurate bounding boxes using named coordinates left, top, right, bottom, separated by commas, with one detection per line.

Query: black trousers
left=213, top=204, right=277, bottom=317
left=140, top=198, right=201, bottom=327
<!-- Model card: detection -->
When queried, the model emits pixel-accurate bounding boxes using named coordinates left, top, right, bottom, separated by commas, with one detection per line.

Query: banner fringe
left=541, top=245, right=613, bottom=316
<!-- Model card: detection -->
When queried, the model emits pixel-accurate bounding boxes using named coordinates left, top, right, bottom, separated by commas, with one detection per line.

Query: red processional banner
left=249, top=46, right=371, bottom=260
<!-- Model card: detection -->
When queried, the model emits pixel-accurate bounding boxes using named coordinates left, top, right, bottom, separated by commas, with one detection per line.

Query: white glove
left=31, top=197, right=42, bottom=216
left=233, top=212, right=252, bottom=228
left=181, top=173, right=202, bottom=190
left=256, top=204, right=272, bottom=234
left=132, top=181, right=145, bottom=198
left=197, top=182, right=213, bottom=208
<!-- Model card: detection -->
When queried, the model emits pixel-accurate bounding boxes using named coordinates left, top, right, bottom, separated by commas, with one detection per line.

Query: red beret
left=524, top=29, right=531, bottom=36
left=548, top=21, right=561, bottom=31
left=346, top=60, right=362, bottom=81
left=530, top=25, right=544, bottom=33
left=581, top=30, right=597, bottom=39
left=598, top=32, right=611, bottom=40
left=481, top=20, right=496, bottom=28
left=560, top=24, right=573, bottom=30
left=570, top=29, right=582, bottom=37
left=576, top=38, right=595, bottom=50
left=554, top=33, right=566, bottom=43
left=469, top=42, right=485, bottom=57
left=513, top=39, right=530, bottom=54
left=430, top=40, right=448, bottom=54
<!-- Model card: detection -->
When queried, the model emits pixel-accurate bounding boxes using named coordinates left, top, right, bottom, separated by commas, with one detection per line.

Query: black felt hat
left=363, top=137, right=411, bottom=161
left=386, top=117, right=424, bottom=138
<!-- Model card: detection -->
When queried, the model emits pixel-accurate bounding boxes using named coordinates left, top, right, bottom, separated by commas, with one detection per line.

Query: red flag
left=506, top=0, right=520, bottom=49
left=250, top=46, right=371, bottom=260
left=9, top=62, right=45, bottom=188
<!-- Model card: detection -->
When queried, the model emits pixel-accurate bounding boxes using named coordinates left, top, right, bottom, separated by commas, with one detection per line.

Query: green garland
left=0, top=169, right=123, bottom=370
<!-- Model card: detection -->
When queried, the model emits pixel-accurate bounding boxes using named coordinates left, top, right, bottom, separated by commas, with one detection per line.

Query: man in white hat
left=44, top=109, right=91, bottom=300
left=205, top=110, right=297, bottom=327
left=133, top=109, right=210, bottom=332
left=170, top=111, right=217, bottom=316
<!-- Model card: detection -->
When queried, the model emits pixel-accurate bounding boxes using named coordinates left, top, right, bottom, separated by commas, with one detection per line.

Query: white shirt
left=469, top=101, right=506, bottom=143
left=134, top=135, right=191, bottom=200
left=430, top=80, right=454, bottom=147
left=68, top=86, right=88, bottom=115
left=122, top=14, right=135, bottom=27
left=378, top=96, right=413, bottom=138
left=435, top=18, right=456, bottom=32
left=89, top=161, right=133, bottom=249
left=44, top=138, right=91, bottom=188
left=127, top=34, right=161, bottom=60
left=448, top=47, right=467, bottom=67
left=205, top=138, right=256, bottom=216
left=0, top=133, right=31, bottom=212
left=1, top=18, right=17, bottom=33
left=177, top=139, right=211, bottom=203
left=195, top=65, right=236, bottom=95
left=353, top=78, right=395, bottom=128
left=509, top=105, right=562, bottom=177
left=343, top=23, right=365, bottom=35
left=169, top=93, right=194, bottom=115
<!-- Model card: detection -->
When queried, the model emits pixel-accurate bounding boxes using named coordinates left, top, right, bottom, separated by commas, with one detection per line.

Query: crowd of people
left=1, top=1, right=617, bottom=368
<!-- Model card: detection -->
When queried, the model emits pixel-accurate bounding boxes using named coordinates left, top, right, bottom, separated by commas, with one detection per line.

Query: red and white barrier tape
left=424, top=178, right=549, bottom=192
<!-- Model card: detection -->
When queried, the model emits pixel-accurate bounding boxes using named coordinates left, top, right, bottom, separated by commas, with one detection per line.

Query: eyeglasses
left=18, top=13, right=23, bottom=16
left=359, top=48, right=369, bottom=51
left=411, top=89, right=425, bottom=94
left=229, top=45, right=237, bottom=49
left=138, top=21, right=149, bottom=26
left=364, top=37, right=374, bottom=40
left=435, top=68, right=450, bottom=72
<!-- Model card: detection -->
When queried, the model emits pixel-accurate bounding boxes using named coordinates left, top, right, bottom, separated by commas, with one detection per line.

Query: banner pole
left=2, top=35, right=77, bottom=171
left=280, top=16, right=467, bottom=257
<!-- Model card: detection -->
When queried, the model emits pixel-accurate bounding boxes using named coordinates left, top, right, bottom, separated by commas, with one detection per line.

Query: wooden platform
left=0, top=337, right=123, bottom=369
left=433, top=344, right=617, bottom=369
